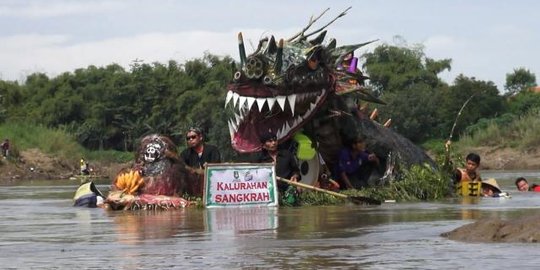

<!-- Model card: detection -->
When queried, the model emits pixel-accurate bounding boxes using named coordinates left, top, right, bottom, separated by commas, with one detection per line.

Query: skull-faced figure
left=133, top=134, right=194, bottom=196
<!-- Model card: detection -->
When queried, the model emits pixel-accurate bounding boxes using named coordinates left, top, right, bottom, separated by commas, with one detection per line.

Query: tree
left=364, top=43, right=452, bottom=142
left=504, top=68, right=536, bottom=95
left=440, top=75, right=506, bottom=139
left=364, top=43, right=451, bottom=95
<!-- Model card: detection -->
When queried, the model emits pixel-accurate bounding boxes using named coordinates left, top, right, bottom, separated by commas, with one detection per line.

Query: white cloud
left=0, top=0, right=123, bottom=18
left=0, top=1, right=539, bottom=91
left=0, top=30, right=280, bottom=81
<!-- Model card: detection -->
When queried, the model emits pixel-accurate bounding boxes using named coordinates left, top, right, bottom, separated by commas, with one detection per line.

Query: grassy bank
left=0, top=122, right=132, bottom=163
left=458, top=109, right=540, bottom=150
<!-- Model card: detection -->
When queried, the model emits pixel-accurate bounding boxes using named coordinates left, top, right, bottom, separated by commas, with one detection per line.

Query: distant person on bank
left=515, top=177, right=540, bottom=192
left=1, top=138, right=10, bottom=158
left=80, top=158, right=90, bottom=175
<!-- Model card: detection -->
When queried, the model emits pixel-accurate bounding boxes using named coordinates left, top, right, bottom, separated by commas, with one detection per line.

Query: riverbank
left=468, top=146, right=540, bottom=170
left=0, top=148, right=130, bottom=183
left=1, top=146, right=540, bottom=184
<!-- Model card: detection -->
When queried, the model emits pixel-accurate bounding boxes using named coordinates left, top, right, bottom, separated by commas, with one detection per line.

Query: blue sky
left=1, top=0, right=538, bottom=91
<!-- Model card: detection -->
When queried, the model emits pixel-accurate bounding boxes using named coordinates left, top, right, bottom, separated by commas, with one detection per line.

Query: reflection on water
left=2, top=173, right=540, bottom=268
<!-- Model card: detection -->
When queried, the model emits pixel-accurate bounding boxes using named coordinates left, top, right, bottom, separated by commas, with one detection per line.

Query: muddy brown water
left=2, top=171, right=540, bottom=269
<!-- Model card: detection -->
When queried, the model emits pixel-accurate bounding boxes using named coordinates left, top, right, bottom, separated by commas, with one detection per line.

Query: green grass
left=458, top=109, right=540, bottom=151
left=0, top=122, right=132, bottom=163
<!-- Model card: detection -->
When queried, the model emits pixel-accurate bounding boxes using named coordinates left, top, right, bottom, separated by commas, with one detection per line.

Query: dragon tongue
left=232, top=121, right=261, bottom=152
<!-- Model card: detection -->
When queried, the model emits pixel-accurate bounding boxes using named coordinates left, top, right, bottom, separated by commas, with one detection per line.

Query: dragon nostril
left=254, top=69, right=264, bottom=79
left=263, top=76, right=273, bottom=85
left=246, top=70, right=255, bottom=79
left=234, top=71, right=242, bottom=81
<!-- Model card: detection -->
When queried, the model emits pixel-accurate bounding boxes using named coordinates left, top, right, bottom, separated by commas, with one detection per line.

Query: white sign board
left=204, top=163, right=278, bottom=208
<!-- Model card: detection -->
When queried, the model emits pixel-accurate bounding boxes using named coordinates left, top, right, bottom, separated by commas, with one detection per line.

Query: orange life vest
left=457, top=168, right=481, bottom=182
left=456, top=168, right=482, bottom=196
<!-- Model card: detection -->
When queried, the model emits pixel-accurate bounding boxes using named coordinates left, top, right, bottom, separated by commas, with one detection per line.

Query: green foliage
left=507, top=91, right=540, bottom=115
left=298, top=190, right=345, bottom=205
left=298, top=160, right=453, bottom=206
left=362, top=163, right=452, bottom=202
left=1, top=45, right=538, bottom=156
left=1, top=53, right=236, bottom=159
left=504, top=67, right=537, bottom=95
left=436, top=75, right=507, bottom=140
left=0, top=122, right=79, bottom=158
left=459, top=109, right=540, bottom=150
left=378, top=85, right=442, bottom=142
left=0, top=122, right=132, bottom=163
left=464, top=113, right=516, bottom=136
left=364, top=42, right=453, bottom=142
left=364, top=42, right=450, bottom=94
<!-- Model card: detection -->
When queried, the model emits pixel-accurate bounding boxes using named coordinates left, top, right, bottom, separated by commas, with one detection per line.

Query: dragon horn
left=309, top=30, right=327, bottom=45
left=254, top=37, right=268, bottom=55
left=326, top=38, right=337, bottom=50
left=266, top=35, right=277, bottom=54
left=238, top=32, right=247, bottom=68
left=274, top=39, right=284, bottom=73
left=333, top=39, right=379, bottom=68
left=356, top=87, right=386, bottom=105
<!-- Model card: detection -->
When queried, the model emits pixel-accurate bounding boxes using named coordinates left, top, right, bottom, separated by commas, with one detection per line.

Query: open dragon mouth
left=225, top=86, right=329, bottom=153
left=225, top=8, right=380, bottom=153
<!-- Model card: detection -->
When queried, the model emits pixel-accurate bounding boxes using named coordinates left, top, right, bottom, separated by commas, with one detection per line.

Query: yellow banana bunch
left=114, top=170, right=144, bottom=195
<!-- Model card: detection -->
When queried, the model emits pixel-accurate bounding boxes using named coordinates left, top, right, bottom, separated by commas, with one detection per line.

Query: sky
left=1, top=0, right=539, bottom=92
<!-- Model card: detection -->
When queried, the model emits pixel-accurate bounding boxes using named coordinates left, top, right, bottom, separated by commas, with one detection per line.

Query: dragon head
left=225, top=8, right=382, bottom=153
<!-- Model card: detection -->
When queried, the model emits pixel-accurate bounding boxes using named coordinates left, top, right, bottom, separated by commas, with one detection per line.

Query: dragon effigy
left=105, top=134, right=196, bottom=210
left=225, top=8, right=434, bottom=183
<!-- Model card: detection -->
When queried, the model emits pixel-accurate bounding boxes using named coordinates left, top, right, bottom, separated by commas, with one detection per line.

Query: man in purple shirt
left=337, top=136, right=379, bottom=189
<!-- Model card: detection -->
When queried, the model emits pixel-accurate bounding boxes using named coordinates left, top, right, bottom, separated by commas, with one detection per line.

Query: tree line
left=0, top=45, right=538, bottom=160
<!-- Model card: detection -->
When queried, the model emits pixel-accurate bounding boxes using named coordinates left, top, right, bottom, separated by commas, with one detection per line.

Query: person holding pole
left=253, top=131, right=301, bottom=205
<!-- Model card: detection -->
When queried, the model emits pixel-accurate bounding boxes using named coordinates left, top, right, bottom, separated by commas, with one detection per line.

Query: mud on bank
left=442, top=215, right=540, bottom=243
left=0, top=148, right=129, bottom=183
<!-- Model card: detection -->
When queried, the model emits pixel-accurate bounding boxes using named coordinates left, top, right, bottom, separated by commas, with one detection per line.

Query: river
left=1, top=171, right=540, bottom=269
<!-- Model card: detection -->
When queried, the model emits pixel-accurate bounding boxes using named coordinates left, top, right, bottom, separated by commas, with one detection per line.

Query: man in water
left=515, top=177, right=540, bottom=192
left=73, top=181, right=105, bottom=208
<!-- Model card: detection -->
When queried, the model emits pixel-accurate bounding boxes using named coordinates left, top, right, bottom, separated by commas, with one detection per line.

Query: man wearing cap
left=254, top=132, right=301, bottom=195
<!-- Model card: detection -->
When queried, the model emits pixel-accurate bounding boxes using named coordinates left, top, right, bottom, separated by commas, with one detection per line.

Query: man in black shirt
left=180, top=127, right=221, bottom=174
left=254, top=132, right=300, bottom=193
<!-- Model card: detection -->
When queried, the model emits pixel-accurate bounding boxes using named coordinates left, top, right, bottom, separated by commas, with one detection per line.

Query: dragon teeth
left=225, top=90, right=233, bottom=108
left=266, top=97, right=276, bottom=110
left=232, top=92, right=239, bottom=108
left=276, top=95, right=287, bottom=111
left=287, top=94, right=296, bottom=116
left=228, top=121, right=235, bottom=138
left=238, top=96, right=247, bottom=109
left=256, top=98, right=266, bottom=112
left=234, top=113, right=242, bottom=126
left=246, top=97, right=256, bottom=111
